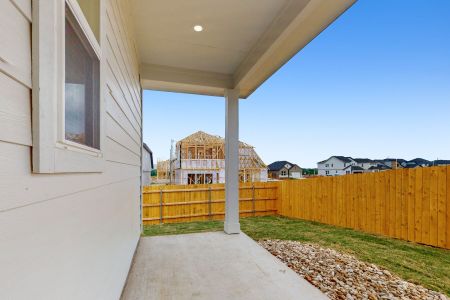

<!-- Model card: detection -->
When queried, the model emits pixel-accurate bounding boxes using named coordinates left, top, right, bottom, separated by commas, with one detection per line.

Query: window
left=187, top=174, right=213, bottom=185
left=65, top=8, right=100, bottom=149
left=331, top=164, right=334, bottom=167
left=32, top=0, right=103, bottom=173
left=280, top=170, right=287, bottom=176
left=205, top=174, right=213, bottom=184
left=196, top=174, right=205, bottom=184
left=188, top=174, right=196, bottom=185
left=325, top=164, right=329, bottom=168
left=325, top=171, right=330, bottom=175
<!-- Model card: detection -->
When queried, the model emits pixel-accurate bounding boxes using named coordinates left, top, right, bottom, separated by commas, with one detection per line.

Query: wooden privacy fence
left=142, top=166, right=450, bottom=250
left=278, top=166, right=450, bottom=250
left=142, top=182, right=278, bottom=225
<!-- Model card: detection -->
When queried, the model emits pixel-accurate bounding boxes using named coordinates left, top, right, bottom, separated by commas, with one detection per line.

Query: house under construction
left=157, top=131, right=268, bottom=184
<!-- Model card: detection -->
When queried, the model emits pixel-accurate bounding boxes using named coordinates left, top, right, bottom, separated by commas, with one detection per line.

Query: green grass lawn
left=143, top=215, right=450, bottom=296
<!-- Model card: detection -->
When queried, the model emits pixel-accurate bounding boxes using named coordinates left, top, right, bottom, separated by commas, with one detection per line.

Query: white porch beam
left=140, top=63, right=233, bottom=97
left=224, top=88, right=240, bottom=234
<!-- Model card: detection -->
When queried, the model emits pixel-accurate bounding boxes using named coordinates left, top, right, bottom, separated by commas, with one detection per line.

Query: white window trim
left=32, top=0, right=105, bottom=173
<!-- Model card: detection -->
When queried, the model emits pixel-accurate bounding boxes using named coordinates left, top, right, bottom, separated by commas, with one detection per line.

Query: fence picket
left=143, top=166, right=450, bottom=249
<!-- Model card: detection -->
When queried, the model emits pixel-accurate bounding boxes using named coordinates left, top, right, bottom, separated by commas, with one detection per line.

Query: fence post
left=159, top=188, right=163, bottom=224
left=208, top=186, right=212, bottom=220
left=252, top=183, right=256, bottom=217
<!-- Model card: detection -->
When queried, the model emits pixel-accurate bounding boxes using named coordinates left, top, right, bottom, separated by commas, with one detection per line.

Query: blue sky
left=143, top=0, right=450, bottom=168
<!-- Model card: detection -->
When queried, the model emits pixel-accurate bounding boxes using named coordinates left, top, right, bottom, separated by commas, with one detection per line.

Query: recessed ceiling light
left=194, top=25, right=203, bottom=32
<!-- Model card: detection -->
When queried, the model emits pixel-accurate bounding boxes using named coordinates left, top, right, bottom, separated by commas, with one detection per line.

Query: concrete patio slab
left=121, top=231, right=327, bottom=300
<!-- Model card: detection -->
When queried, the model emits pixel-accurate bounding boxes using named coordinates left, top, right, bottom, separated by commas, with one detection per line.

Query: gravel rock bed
left=259, top=239, right=448, bottom=300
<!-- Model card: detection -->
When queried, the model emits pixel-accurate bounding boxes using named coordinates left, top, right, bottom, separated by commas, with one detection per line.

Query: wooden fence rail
left=142, top=166, right=450, bottom=250
left=142, top=182, right=279, bottom=224
left=278, top=166, right=450, bottom=250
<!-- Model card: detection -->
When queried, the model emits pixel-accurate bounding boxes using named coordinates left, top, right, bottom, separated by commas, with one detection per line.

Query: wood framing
left=155, top=131, right=268, bottom=185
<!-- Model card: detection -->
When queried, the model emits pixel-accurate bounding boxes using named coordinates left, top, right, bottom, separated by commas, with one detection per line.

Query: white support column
left=224, top=88, right=240, bottom=234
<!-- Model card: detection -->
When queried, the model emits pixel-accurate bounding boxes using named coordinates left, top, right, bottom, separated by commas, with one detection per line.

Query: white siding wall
left=279, top=167, right=289, bottom=178
left=259, top=169, right=268, bottom=181
left=0, top=0, right=141, bottom=299
left=318, top=157, right=352, bottom=176
left=178, top=159, right=225, bottom=170
left=142, top=148, right=152, bottom=185
left=357, top=162, right=378, bottom=170
left=174, top=169, right=224, bottom=185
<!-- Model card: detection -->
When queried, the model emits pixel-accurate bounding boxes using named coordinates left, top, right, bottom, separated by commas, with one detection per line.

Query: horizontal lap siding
left=0, top=0, right=142, bottom=299
left=0, top=0, right=31, bottom=88
left=0, top=72, right=31, bottom=146
left=0, top=0, right=31, bottom=146
left=0, top=0, right=141, bottom=211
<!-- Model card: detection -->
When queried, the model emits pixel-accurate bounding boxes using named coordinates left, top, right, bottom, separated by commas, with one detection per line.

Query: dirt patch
left=259, top=239, right=448, bottom=300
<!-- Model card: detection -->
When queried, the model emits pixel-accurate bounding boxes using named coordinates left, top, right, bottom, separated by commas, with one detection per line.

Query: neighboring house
left=404, top=158, right=432, bottom=168
left=317, top=156, right=356, bottom=176
left=343, top=165, right=364, bottom=174
left=367, top=164, right=392, bottom=173
left=402, top=161, right=421, bottom=169
left=318, top=156, right=397, bottom=176
left=268, top=161, right=302, bottom=179
left=433, top=160, right=450, bottom=166
left=318, top=156, right=448, bottom=176
left=0, top=0, right=355, bottom=298
left=142, top=143, right=154, bottom=186
left=167, top=131, right=267, bottom=184
left=353, top=158, right=378, bottom=170
left=380, top=158, right=407, bottom=169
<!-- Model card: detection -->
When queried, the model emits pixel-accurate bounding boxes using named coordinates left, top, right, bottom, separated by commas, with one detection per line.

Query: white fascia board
left=140, top=64, right=233, bottom=97
left=235, top=0, right=357, bottom=99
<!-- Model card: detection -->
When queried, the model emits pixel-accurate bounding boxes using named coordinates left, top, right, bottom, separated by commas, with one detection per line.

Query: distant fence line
left=143, top=166, right=450, bottom=250
left=142, top=182, right=278, bottom=224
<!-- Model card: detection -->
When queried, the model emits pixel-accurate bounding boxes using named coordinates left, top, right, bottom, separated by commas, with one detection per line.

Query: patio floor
left=121, top=231, right=327, bottom=300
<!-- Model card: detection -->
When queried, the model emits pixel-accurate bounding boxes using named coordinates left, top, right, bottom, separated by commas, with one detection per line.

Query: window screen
left=65, top=8, right=100, bottom=149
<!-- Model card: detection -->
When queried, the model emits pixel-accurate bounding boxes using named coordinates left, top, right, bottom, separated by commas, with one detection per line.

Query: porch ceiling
left=132, top=0, right=356, bottom=98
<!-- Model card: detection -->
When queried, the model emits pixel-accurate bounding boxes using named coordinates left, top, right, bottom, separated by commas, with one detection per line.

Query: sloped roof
left=177, top=131, right=266, bottom=169
left=350, top=165, right=364, bottom=171
left=343, top=165, right=364, bottom=171
left=267, top=161, right=300, bottom=171
left=239, top=147, right=266, bottom=169
left=178, top=131, right=256, bottom=148
left=177, top=131, right=224, bottom=145
left=402, top=161, right=420, bottom=168
left=268, top=161, right=289, bottom=171
left=383, top=158, right=407, bottom=164
left=143, top=143, right=152, bottom=154
left=318, top=156, right=353, bottom=164
left=368, top=164, right=391, bottom=170
left=353, top=158, right=373, bottom=163
left=409, top=158, right=431, bottom=165
left=434, top=160, right=450, bottom=165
